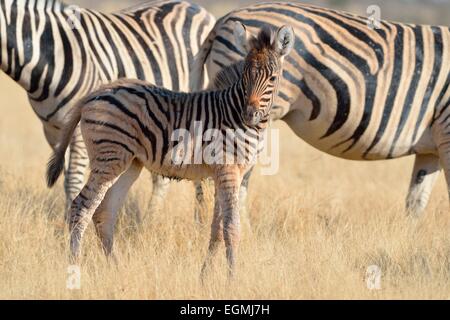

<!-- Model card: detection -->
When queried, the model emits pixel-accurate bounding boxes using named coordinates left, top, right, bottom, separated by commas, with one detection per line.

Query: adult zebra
left=191, top=2, right=450, bottom=218
left=0, top=0, right=214, bottom=218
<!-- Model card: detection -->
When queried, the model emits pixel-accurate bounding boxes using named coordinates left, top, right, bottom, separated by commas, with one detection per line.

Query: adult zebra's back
left=191, top=2, right=450, bottom=217
left=0, top=0, right=215, bottom=215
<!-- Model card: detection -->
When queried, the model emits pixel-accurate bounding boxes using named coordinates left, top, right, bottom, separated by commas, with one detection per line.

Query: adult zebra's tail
left=46, top=102, right=83, bottom=188
left=189, top=16, right=228, bottom=91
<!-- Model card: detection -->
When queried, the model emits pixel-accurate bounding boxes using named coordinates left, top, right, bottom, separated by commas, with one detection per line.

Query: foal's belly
left=146, top=163, right=214, bottom=182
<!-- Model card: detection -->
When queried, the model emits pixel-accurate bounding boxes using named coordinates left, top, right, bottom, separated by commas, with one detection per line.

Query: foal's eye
left=269, top=76, right=277, bottom=82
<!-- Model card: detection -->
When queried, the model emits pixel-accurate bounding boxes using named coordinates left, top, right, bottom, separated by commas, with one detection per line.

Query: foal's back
left=79, top=79, right=218, bottom=180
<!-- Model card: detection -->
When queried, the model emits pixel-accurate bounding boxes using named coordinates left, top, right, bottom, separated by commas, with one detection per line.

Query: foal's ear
left=234, top=22, right=254, bottom=54
left=274, top=25, right=295, bottom=57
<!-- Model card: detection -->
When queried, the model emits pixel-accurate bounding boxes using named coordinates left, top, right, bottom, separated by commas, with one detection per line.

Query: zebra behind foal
left=190, top=2, right=450, bottom=219
left=46, top=24, right=294, bottom=275
left=0, top=0, right=214, bottom=219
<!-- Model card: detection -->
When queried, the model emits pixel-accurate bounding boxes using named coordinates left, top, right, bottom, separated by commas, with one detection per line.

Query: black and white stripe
left=0, top=0, right=214, bottom=214
left=45, top=25, right=294, bottom=274
left=191, top=1, right=450, bottom=217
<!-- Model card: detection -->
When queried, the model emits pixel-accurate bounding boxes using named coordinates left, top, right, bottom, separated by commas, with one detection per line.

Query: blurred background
left=73, top=0, right=450, bottom=25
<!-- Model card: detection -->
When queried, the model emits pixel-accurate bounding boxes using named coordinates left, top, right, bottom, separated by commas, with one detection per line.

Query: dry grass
left=1, top=71, right=450, bottom=300
left=0, top=0, right=449, bottom=302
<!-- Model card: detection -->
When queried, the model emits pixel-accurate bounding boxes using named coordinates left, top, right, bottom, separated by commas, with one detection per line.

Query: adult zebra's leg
left=64, top=126, right=89, bottom=222
left=405, top=154, right=441, bottom=218
left=434, top=119, right=450, bottom=210
left=92, top=160, right=143, bottom=256
left=147, top=174, right=171, bottom=218
left=437, top=143, right=450, bottom=208
left=194, top=181, right=208, bottom=225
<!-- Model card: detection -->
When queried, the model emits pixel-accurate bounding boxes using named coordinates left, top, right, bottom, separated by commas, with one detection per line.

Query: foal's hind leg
left=239, top=167, right=253, bottom=230
left=68, top=160, right=131, bottom=263
left=194, top=180, right=216, bottom=226
left=64, top=126, right=89, bottom=223
left=147, top=174, right=171, bottom=220
left=405, top=154, right=441, bottom=218
left=92, top=160, right=143, bottom=256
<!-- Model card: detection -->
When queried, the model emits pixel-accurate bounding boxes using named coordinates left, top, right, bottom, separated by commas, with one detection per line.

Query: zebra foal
left=46, top=24, right=294, bottom=275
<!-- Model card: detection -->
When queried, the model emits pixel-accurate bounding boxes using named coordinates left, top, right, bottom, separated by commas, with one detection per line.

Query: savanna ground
left=2, top=0, right=450, bottom=300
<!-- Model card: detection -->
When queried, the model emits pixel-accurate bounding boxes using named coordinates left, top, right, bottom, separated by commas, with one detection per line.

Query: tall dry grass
left=1, top=70, right=450, bottom=299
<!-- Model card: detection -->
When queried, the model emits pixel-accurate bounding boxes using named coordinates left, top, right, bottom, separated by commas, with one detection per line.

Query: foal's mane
left=212, top=27, right=275, bottom=90
left=212, top=61, right=244, bottom=89
left=249, top=27, right=274, bottom=51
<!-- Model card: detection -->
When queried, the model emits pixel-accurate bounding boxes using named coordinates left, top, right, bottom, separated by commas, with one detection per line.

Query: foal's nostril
left=243, top=109, right=261, bottom=126
left=244, top=104, right=264, bottom=125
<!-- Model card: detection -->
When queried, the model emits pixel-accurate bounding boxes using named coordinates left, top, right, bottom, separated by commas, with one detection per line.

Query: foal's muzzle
left=243, top=107, right=262, bottom=126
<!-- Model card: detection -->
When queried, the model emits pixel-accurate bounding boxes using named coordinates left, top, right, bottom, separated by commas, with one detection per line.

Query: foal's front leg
left=215, top=167, right=242, bottom=277
left=201, top=187, right=223, bottom=279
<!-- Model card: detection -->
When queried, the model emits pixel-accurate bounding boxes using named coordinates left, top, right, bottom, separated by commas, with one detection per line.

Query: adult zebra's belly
left=281, top=107, right=438, bottom=161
